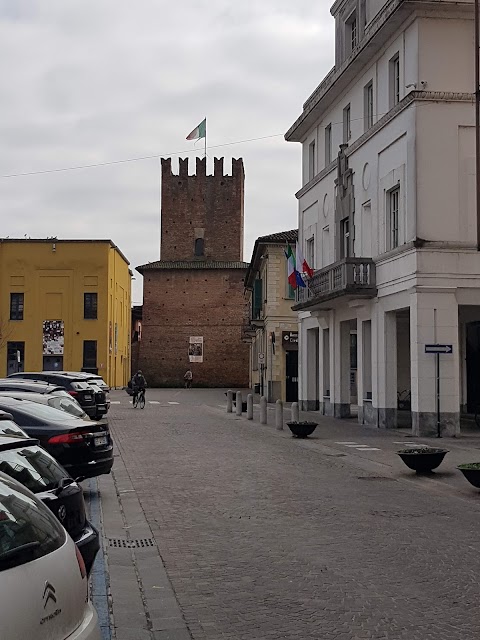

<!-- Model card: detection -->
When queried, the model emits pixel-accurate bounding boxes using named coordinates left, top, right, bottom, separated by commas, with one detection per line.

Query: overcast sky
left=0, top=1, right=334, bottom=303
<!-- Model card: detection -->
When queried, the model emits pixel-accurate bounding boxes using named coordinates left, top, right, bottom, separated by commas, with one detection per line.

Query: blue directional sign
left=425, top=344, right=453, bottom=354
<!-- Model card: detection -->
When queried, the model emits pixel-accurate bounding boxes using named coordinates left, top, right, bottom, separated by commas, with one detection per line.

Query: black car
left=0, top=397, right=113, bottom=479
left=8, top=373, right=98, bottom=419
left=0, top=378, right=71, bottom=397
left=0, top=430, right=99, bottom=574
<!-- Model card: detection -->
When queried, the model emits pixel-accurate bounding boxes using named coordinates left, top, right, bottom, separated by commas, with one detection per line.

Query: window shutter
left=253, top=279, right=263, bottom=319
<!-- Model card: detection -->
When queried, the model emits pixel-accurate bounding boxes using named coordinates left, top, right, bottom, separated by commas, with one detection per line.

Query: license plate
left=84, top=395, right=92, bottom=401
left=94, top=436, right=108, bottom=447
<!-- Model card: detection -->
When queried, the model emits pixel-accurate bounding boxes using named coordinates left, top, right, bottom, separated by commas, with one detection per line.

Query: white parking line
left=110, top=401, right=121, bottom=404
left=335, top=441, right=359, bottom=445
left=168, top=402, right=180, bottom=405
left=148, top=401, right=160, bottom=405
left=358, top=447, right=381, bottom=451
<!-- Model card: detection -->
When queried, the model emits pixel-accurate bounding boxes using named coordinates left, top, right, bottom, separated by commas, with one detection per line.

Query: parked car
left=60, top=372, right=110, bottom=393
left=0, top=472, right=101, bottom=640
left=0, top=378, right=71, bottom=398
left=8, top=373, right=99, bottom=419
left=0, top=397, right=113, bottom=479
left=0, top=391, right=90, bottom=420
left=0, top=433, right=99, bottom=574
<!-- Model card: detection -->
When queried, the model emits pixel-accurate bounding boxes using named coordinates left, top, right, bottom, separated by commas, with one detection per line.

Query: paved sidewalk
left=105, top=389, right=480, bottom=640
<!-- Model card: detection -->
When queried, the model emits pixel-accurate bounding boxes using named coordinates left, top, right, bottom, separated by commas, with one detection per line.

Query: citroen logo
left=57, top=505, right=66, bottom=522
left=43, top=582, right=57, bottom=609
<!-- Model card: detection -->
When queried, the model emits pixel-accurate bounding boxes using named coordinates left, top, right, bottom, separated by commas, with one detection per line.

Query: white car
left=0, top=471, right=101, bottom=640
left=0, top=391, right=90, bottom=421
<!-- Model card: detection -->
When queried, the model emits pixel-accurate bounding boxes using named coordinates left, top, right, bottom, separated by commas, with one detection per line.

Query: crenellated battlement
left=160, top=156, right=245, bottom=263
left=160, top=156, right=244, bottom=179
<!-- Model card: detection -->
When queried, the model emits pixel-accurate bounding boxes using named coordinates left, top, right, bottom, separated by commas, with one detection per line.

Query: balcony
left=293, top=258, right=377, bottom=310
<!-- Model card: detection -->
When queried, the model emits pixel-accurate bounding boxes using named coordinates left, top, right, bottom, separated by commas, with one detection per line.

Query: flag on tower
left=186, top=118, right=206, bottom=141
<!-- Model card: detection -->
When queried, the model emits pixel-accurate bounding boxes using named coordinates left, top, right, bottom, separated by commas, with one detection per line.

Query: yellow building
left=244, top=230, right=299, bottom=402
left=0, top=239, right=132, bottom=388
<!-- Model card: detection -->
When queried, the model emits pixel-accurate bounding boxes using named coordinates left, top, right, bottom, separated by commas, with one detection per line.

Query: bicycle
left=133, top=388, right=146, bottom=409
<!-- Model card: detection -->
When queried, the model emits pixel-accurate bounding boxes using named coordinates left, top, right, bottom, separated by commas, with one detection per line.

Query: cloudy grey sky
left=0, top=1, right=334, bottom=302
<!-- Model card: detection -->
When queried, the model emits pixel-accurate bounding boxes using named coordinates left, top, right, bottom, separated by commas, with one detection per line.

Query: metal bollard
left=247, top=394, right=253, bottom=420
left=291, top=401, right=299, bottom=423
left=275, top=399, right=284, bottom=430
left=236, top=391, right=243, bottom=416
left=227, top=390, right=233, bottom=413
left=260, top=396, right=267, bottom=424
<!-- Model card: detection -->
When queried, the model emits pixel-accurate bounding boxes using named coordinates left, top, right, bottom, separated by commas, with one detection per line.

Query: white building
left=285, top=0, right=478, bottom=437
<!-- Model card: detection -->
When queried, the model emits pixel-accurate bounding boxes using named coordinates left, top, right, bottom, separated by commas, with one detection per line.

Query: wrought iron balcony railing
left=295, top=258, right=377, bottom=308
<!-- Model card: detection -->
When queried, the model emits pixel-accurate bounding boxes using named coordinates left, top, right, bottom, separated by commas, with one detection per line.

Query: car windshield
left=0, top=445, right=69, bottom=493
left=47, top=396, right=88, bottom=419
left=0, top=475, right=65, bottom=571
left=0, top=420, right=28, bottom=439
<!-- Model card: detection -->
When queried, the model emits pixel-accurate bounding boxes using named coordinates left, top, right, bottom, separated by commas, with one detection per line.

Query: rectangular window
left=325, top=124, right=332, bottom=166
left=346, top=11, right=357, bottom=53
left=306, top=237, right=315, bottom=269
left=388, top=187, right=400, bottom=249
left=389, top=53, right=400, bottom=107
left=343, top=104, right=351, bottom=144
left=10, top=293, right=24, bottom=320
left=340, top=217, right=351, bottom=258
left=308, top=140, right=316, bottom=181
left=84, top=293, right=98, bottom=319
left=83, top=340, right=97, bottom=369
left=364, top=81, right=374, bottom=130
left=7, top=342, right=24, bottom=375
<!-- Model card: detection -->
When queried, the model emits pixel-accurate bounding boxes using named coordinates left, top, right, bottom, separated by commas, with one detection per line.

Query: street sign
left=425, top=344, right=453, bottom=354
left=258, top=353, right=265, bottom=365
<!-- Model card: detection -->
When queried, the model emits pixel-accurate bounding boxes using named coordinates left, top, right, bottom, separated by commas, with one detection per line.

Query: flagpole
left=204, top=118, right=207, bottom=159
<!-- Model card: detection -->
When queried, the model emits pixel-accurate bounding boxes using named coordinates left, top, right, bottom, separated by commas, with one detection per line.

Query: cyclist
left=131, top=370, right=147, bottom=405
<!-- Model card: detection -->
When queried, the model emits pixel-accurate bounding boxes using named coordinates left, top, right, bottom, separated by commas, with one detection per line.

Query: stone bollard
left=227, top=390, right=233, bottom=413
left=275, top=399, right=284, bottom=430
left=247, top=394, right=253, bottom=420
left=291, top=401, right=299, bottom=423
left=260, top=396, right=267, bottom=424
left=236, top=391, right=243, bottom=416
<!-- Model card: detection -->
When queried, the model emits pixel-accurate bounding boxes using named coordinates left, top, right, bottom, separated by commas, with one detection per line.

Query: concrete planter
left=287, top=421, right=318, bottom=438
left=397, top=448, right=448, bottom=474
left=457, top=464, right=480, bottom=488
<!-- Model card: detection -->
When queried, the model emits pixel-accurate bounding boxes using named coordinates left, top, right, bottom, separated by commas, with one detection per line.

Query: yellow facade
left=0, top=239, right=132, bottom=388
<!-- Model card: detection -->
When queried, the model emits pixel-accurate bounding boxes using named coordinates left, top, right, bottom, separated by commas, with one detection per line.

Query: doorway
left=43, top=356, right=63, bottom=371
left=286, top=351, right=298, bottom=402
left=466, top=321, right=480, bottom=413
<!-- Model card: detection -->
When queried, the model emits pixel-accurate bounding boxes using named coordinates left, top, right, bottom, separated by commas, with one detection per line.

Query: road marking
left=148, top=401, right=160, bottom=405
left=168, top=402, right=180, bottom=405
left=358, top=447, right=381, bottom=451
left=335, top=441, right=359, bottom=445
left=393, top=442, right=429, bottom=447
left=344, top=444, right=363, bottom=447
left=110, top=401, right=121, bottom=404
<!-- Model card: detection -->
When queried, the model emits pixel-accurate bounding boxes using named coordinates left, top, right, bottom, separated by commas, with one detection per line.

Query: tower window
left=194, top=237, right=205, bottom=257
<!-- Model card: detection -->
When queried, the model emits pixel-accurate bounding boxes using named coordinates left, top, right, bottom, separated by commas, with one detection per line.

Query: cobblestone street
left=103, top=389, right=480, bottom=639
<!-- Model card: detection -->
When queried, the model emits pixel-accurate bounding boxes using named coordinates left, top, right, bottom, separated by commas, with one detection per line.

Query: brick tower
left=137, top=157, right=249, bottom=387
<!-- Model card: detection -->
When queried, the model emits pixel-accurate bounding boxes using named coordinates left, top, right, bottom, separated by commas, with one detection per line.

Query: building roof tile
left=137, top=260, right=248, bottom=274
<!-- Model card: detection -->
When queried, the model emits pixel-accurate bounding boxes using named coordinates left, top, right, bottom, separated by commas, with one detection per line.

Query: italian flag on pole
left=285, top=244, right=306, bottom=289
left=186, top=118, right=206, bottom=141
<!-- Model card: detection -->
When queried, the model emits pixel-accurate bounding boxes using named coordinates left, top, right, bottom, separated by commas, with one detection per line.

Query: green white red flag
left=186, top=118, right=206, bottom=141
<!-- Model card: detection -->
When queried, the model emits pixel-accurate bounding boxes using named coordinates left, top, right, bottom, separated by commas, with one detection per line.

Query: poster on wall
left=43, top=320, right=64, bottom=355
left=188, top=336, right=203, bottom=363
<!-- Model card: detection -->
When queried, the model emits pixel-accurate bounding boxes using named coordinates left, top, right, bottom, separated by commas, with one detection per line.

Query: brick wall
left=138, top=268, right=249, bottom=387
left=160, top=157, right=244, bottom=262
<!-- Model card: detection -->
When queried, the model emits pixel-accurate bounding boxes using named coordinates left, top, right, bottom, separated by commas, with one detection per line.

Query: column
left=376, top=308, right=397, bottom=428
left=334, top=319, right=351, bottom=418
left=410, top=291, right=460, bottom=437
left=306, top=327, right=319, bottom=411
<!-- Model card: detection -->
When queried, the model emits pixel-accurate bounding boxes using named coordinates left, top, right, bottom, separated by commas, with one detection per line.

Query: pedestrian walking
left=184, top=369, right=193, bottom=389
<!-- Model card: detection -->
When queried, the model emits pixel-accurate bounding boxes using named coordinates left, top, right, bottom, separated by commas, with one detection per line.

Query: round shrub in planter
left=457, top=463, right=480, bottom=488
left=287, top=421, right=318, bottom=438
left=397, top=448, right=448, bottom=474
